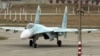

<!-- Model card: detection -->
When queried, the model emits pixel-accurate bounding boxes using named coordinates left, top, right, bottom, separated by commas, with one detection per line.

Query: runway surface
left=0, top=29, right=100, bottom=56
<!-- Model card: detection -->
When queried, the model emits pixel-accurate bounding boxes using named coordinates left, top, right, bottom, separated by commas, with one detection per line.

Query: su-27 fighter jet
left=0, top=5, right=98, bottom=48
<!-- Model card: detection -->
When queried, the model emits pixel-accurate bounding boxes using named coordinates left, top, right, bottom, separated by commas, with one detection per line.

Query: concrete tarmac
left=0, top=29, right=100, bottom=56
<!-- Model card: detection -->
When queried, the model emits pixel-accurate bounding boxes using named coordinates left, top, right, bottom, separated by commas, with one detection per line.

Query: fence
left=0, top=7, right=100, bottom=23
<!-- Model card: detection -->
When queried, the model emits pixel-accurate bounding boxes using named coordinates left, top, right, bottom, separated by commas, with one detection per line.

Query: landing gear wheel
left=34, top=43, right=38, bottom=48
left=29, top=40, right=33, bottom=47
left=57, top=40, right=62, bottom=47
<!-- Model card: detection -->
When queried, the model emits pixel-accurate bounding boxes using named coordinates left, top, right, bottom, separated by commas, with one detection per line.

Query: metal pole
left=4, top=10, right=7, bottom=20
left=19, top=11, right=22, bottom=22
left=78, top=0, right=82, bottom=56
left=73, top=5, right=75, bottom=15
left=31, top=14, right=32, bottom=22
left=25, top=12, right=27, bottom=22
left=9, top=10, right=11, bottom=21
left=98, top=8, right=100, bottom=13
left=13, top=11, right=17, bottom=22
left=88, top=5, right=90, bottom=14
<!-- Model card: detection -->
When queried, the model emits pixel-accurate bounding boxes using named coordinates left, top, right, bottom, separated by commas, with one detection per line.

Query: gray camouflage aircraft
left=0, top=5, right=97, bottom=48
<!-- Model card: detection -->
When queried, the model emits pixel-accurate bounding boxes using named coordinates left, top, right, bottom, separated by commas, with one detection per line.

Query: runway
left=0, top=29, right=100, bottom=56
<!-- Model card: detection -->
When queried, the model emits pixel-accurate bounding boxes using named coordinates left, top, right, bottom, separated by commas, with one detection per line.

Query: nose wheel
left=29, top=40, right=33, bottom=47
left=29, top=40, right=38, bottom=48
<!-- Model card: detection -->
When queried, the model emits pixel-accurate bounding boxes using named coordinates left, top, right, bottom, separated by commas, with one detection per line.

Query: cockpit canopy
left=26, top=23, right=34, bottom=29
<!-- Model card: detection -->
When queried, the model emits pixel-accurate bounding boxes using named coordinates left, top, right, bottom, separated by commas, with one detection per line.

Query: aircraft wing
left=37, top=26, right=98, bottom=33
left=0, top=27, right=25, bottom=31
left=53, top=28, right=98, bottom=32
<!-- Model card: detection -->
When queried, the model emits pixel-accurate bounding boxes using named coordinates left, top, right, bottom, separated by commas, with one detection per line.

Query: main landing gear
left=29, top=40, right=38, bottom=48
left=57, top=40, right=62, bottom=47
left=56, top=35, right=62, bottom=47
left=29, top=35, right=62, bottom=48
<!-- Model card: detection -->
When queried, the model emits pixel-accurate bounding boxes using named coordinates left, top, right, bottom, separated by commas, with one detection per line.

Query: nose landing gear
left=29, top=40, right=33, bottom=47
left=29, top=39, right=38, bottom=48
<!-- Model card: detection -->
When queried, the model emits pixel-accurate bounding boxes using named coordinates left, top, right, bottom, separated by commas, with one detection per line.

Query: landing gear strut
left=57, top=40, right=62, bottom=47
left=34, top=43, right=38, bottom=48
left=56, top=35, right=62, bottom=47
left=29, top=39, right=38, bottom=48
left=29, top=40, right=33, bottom=47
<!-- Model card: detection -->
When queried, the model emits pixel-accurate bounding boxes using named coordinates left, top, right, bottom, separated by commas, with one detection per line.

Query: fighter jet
left=0, top=5, right=97, bottom=48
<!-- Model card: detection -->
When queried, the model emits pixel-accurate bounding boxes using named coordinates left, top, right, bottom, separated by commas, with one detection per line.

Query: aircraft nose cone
left=20, top=29, right=32, bottom=39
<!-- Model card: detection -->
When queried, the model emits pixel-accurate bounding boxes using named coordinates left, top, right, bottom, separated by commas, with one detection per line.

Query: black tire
left=29, top=40, right=33, bottom=47
left=57, top=40, right=62, bottom=47
left=34, top=44, right=38, bottom=48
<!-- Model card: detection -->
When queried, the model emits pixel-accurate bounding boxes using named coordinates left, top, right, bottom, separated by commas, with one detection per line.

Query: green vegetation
left=0, top=36, right=8, bottom=40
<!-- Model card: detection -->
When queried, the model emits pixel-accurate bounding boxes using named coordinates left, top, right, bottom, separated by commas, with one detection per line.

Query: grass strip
left=0, top=36, right=8, bottom=40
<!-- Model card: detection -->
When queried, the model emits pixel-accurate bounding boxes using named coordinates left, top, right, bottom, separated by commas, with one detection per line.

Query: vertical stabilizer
left=62, top=6, right=68, bottom=38
left=62, top=6, right=68, bottom=28
left=34, top=5, right=41, bottom=24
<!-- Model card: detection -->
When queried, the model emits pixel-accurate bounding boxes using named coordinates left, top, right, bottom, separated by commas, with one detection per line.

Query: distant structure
left=0, top=0, right=35, bottom=3
left=49, top=0, right=100, bottom=5
left=0, top=0, right=100, bottom=5
left=0, top=2, right=8, bottom=9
